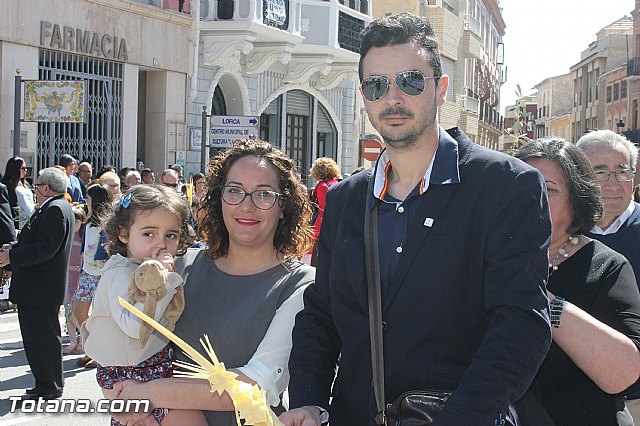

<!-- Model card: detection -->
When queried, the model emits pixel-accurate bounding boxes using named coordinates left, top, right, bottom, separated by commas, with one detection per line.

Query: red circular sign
left=362, top=139, right=383, bottom=162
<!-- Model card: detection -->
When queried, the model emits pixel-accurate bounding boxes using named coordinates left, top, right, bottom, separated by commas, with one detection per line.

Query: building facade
left=187, top=0, right=371, bottom=184
left=0, top=0, right=193, bottom=176
left=532, top=73, right=572, bottom=139
left=372, top=0, right=506, bottom=150
left=570, top=16, right=632, bottom=142
left=1, top=0, right=370, bottom=183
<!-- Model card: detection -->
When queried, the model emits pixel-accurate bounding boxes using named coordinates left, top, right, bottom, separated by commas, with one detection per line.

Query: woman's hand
left=111, top=380, right=159, bottom=425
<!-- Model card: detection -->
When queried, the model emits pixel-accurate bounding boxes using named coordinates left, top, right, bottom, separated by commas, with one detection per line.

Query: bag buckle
left=375, top=410, right=388, bottom=426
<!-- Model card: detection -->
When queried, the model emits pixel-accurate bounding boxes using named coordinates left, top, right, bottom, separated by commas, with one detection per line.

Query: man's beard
left=377, top=101, right=437, bottom=151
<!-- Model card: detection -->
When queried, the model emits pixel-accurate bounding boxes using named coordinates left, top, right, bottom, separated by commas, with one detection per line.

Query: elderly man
left=76, top=161, right=93, bottom=198
left=577, top=129, right=640, bottom=420
left=160, top=169, right=180, bottom=191
left=124, top=170, right=142, bottom=188
left=4, top=167, right=75, bottom=401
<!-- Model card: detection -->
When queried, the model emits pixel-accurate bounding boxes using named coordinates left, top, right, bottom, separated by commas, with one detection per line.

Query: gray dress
left=173, top=248, right=315, bottom=425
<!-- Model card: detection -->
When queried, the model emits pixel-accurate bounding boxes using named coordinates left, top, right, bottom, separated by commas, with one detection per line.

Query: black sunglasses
left=361, top=70, right=438, bottom=102
left=163, top=182, right=178, bottom=188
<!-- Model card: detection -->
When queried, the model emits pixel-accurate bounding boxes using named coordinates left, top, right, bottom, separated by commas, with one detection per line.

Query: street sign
left=209, top=115, right=259, bottom=148
left=362, top=138, right=383, bottom=161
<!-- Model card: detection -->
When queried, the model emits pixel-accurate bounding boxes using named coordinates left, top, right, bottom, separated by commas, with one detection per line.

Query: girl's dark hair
left=103, top=184, right=196, bottom=257
left=199, top=139, right=314, bottom=259
left=192, top=172, right=205, bottom=181
left=86, top=184, right=113, bottom=226
left=515, top=138, right=603, bottom=234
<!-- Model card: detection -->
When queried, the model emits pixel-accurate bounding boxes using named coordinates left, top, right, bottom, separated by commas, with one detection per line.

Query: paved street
left=0, top=307, right=110, bottom=425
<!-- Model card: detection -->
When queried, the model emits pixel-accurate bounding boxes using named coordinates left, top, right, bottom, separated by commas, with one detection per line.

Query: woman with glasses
left=2, top=157, right=35, bottom=230
left=111, top=139, right=315, bottom=426
left=515, top=138, right=640, bottom=426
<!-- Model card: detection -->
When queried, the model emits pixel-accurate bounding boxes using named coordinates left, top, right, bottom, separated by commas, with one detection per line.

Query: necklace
left=549, top=235, right=579, bottom=272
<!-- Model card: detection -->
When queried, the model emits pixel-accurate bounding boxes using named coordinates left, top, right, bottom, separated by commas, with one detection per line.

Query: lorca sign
left=40, top=21, right=128, bottom=61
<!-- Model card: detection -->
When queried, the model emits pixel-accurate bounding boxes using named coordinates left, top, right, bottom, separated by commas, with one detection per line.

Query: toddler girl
left=72, top=184, right=112, bottom=366
left=81, top=185, right=203, bottom=426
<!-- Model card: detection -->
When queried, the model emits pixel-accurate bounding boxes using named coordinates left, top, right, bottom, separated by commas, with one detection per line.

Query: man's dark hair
left=59, top=154, right=77, bottom=168
left=515, top=138, right=603, bottom=235
left=358, top=12, right=442, bottom=82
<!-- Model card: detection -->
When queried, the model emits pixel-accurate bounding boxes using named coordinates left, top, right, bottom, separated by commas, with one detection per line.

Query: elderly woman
left=309, top=157, right=340, bottom=266
left=515, top=138, right=640, bottom=425
left=112, top=139, right=315, bottom=425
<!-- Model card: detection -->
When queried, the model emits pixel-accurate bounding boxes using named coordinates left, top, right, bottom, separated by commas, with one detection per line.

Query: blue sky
left=499, top=0, right=634, bottom=110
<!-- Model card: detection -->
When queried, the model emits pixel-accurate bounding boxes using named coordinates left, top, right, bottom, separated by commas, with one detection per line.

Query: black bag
left=385, top=390, right=450, bottom=425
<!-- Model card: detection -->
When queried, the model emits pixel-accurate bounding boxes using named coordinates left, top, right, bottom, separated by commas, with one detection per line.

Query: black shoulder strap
left=364, top=171, right=386, bottom=425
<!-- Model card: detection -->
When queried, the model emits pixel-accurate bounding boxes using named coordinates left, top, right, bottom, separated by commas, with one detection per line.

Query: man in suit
left=577, top=130, right=640, bottom=421
left=281, top=13, right=552, bottom=426
left=3, top=167, right=75, bottom=400
left=59, top=154, right=85, bottom=204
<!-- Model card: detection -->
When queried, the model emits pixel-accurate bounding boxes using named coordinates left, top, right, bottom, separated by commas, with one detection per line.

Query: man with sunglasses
left=159, top=168, right=180, bottom=191
left=577, top=129, right=640, bottom=421
left=282, top=13, right=552, bottom=426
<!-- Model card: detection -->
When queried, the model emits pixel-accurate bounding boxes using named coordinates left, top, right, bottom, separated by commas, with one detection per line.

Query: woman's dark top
left=526, top=240, right=640, bottom=425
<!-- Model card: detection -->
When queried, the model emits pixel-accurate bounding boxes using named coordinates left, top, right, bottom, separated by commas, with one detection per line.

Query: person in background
left=64, top=206, right=87, bottom=355
left=2, top=157, right=35, bottom=230
left=634, top=184, right=640, bottom=203
left=160, top=169, right=180, bottom=191
left=95, top=165, right=116, bottom=181
left=136, top=158, right=145, bottom=173
left=281, top=13, right=551, bottom=425
left=308, top=157, right=340, bottom=267
left=98, top=171, right=122, bottom=201
left=577, top=129, right=640, bottom=421
left=110, top=139, right=315, bottom=426
left=4, top=167, right=75, bottom=401
left=72, top=184, right=112, bottom=369
left=59, top=154, right=85, bottom=204
left=76, top=161, right=93, bottom=199
left=141, top=168, right=155, bottom=185
left=124, top=170, right=142, bottom=188
left=515, top=138, right=640, bottom=426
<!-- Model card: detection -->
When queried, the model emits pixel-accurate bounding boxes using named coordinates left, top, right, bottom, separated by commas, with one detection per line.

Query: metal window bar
left=37, top=49, right=122, bottom=172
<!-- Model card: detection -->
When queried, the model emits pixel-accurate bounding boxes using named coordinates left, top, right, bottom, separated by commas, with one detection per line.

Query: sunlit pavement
left=0, top=307, right=110, bottom=425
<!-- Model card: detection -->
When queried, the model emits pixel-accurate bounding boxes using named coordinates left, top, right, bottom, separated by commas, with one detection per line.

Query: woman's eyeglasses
left=221, top=186, right=282, bottom=210
left=361, top=70, right=438, bottom=102
left=20, top=167, right=27, bottom=171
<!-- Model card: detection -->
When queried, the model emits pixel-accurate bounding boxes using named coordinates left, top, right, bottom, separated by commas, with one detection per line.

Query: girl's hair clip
left=119, top=193, right=133, bottom=210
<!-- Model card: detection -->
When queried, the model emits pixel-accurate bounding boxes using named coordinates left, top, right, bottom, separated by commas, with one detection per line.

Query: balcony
left=299, top=0, right=370, bottom=60
left=461, top=95, right=480, bottom=115
left=628, top=58, right=640, bottom=77
left=464, top=14, right=480, bottom=37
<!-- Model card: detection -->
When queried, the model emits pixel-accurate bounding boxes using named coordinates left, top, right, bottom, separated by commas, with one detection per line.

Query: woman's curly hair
left=103, top=184, right=196, bottom=257
left=310, top=157, right=341, bottom=180
left=198, top=139, right=314, bottom=259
